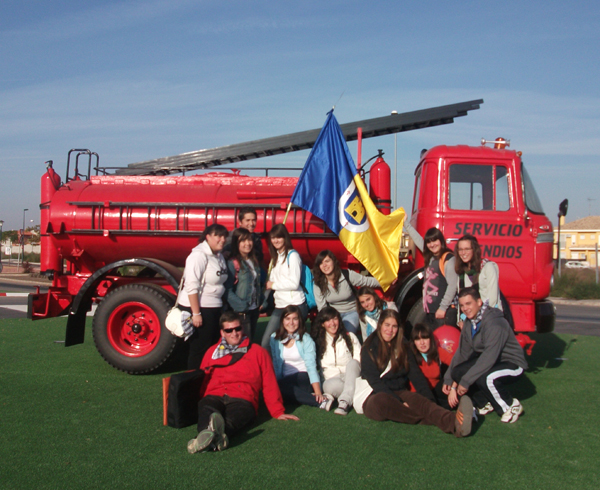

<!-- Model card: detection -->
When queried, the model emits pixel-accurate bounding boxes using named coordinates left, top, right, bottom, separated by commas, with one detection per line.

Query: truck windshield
left=522, top=163, right=545, bottom=214
left=448, top=163, right=510, bottom=211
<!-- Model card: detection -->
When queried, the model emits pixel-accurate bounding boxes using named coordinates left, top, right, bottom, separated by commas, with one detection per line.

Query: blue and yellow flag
left=291, top=111, right=405, bottom=290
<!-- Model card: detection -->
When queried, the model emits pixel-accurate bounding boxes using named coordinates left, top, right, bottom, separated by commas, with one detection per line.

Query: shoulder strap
left=231, top=258, right=241, bottom=285
left=341, top=268, right=351, bottom=284
left=439, top=252, right=451, bottom=278
left=340, top=269, right=357, bottom=297
left=173, top=275, right=185, bottom=308
left=286, top=249, right=300, bottom=267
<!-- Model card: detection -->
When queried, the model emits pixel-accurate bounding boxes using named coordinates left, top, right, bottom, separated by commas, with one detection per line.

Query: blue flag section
left=291, top=111, right=405, bottom=291
left=290, top=111, right=355, bottom=235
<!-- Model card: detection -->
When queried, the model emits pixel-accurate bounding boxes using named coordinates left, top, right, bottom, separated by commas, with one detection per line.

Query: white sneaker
left=208, top=412, right=229, bottom=451
left=334, top=400, right=350, bottom=416
left=501, top=398, right=524, bottom=423
left=187, top=429, right=215, bottom=454
left=478, top=402, right=494, bottom=415
left=320, top=393, right=334, bottom=411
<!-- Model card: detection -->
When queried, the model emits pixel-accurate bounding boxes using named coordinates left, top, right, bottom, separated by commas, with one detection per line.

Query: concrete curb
left=549, top=297, right=600, bottom=307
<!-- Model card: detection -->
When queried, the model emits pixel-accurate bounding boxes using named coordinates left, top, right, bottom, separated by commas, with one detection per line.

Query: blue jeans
left=341, top=311, right=360, bottom=335
left=278, top=372, right=319, bottom=407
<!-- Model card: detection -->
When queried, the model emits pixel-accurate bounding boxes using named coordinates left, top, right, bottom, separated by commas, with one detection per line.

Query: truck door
left=442, top=160, right=532, bottom=302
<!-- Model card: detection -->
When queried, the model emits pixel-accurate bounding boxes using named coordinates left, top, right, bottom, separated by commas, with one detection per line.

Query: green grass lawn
left=1, top=317, right=598, bottom=489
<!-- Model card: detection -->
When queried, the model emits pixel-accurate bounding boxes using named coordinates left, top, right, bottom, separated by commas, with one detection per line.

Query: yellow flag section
left=339, top=174, right=405, bottom=291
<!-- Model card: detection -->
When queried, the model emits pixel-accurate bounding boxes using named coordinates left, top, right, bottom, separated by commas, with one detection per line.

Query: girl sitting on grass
left=409, top=323, right=451, bottom=409
left=313, top=307, right=361, bottom=415
left=360, top=310, right=473, bottom=437
left=270, top=305, right=329, bottom=409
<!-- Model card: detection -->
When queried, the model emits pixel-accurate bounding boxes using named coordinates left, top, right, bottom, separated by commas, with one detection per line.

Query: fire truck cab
left=398, top=139, right=555, bottom=334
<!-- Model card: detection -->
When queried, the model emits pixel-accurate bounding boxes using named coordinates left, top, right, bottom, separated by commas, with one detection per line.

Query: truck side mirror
left=558, top=199, right=569, bottom=218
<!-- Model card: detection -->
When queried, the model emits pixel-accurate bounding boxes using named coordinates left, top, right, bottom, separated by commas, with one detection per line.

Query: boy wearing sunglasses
left=188, top=311, right=299, bottom=454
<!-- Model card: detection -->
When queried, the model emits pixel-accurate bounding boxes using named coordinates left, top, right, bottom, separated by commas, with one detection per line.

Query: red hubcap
left=107, top=301, right=161, bottom=357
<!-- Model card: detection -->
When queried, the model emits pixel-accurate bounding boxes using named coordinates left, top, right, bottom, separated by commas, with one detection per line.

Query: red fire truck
left=28, top=99, right=555, bottom=373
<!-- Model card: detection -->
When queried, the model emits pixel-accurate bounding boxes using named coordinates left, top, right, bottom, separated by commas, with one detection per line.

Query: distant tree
left=27, top=225, right=41, bottom=245
left=2, top=230, right=19, bottom=243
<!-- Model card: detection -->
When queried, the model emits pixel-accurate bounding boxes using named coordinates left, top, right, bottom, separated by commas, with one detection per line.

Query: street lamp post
left=557, top=199, right=568, bottom=278
left=391, top=110, right=398, bottom=210
left=0, top=219, right=3, bottom=273
left=17, top=208, right=28, bottom=272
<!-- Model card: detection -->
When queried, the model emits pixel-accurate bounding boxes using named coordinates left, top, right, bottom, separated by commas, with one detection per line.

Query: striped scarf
left=471, top=300, right=489, bottom=338
left=212, top=336, right=248, bottom=360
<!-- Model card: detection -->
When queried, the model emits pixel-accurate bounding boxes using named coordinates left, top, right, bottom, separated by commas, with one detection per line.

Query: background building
left=554, top=216, right=600, bottom=267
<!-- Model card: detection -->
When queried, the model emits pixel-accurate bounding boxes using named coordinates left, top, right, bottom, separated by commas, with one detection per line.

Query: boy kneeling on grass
left=443, top=287, right=528, bottom=423
left=188, top=311, right=298, bottom=454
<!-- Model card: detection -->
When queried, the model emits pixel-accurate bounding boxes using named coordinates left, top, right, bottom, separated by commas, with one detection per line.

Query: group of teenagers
left=179, top=209, right=528, bottom=454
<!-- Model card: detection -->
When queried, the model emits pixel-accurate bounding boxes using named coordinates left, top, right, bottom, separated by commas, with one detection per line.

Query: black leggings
left=185, top=306, right=222, bottom=370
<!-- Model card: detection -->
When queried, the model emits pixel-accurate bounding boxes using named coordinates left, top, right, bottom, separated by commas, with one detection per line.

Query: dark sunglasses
left=222, top=326, right=243, bottom=333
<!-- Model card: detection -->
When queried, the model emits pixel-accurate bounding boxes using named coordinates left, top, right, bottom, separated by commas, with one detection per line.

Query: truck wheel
left=92, top=284, right=177, bottom=374
left=405, top=298, right=427, bottom=338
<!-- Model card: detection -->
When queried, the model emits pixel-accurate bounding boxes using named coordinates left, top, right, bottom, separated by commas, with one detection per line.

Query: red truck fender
left=64, top=258, right=181, bottom=345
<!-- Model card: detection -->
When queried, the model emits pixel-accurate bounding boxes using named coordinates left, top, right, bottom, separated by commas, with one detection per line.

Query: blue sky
left=1, top=0, right=598, bottom=230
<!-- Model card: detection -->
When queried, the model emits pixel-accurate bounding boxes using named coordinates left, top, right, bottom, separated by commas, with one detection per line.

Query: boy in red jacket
left=188, top=311, right=298, bottom=453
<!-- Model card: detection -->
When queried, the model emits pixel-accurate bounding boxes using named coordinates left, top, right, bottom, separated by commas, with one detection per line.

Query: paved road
left=0, top=296, right=29, bottom=319
left=553, top=304, right=600, bottom=337
left=0, top=280, right=47, bottom=319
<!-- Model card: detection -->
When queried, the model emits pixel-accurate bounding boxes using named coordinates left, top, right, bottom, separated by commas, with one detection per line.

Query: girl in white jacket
left=261, top=224, right=307, bottom=350
left=313, top=307, right=361, bottom=415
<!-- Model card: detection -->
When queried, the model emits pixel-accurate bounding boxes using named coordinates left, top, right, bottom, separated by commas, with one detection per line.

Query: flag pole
left=282, top=202, right=292, bottom=224
left=356, top=127, right=363, bottom=170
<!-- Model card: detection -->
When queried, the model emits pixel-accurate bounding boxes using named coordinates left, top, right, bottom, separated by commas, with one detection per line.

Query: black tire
left=92, top=283, right=178, bottom=374
left=404, top=297, right=427, bottom=338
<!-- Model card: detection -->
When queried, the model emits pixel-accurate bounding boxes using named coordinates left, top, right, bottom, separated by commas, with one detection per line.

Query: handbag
left=165, top=307, right=192, bottom=338
left=165, top=276, right=194, bottom=339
